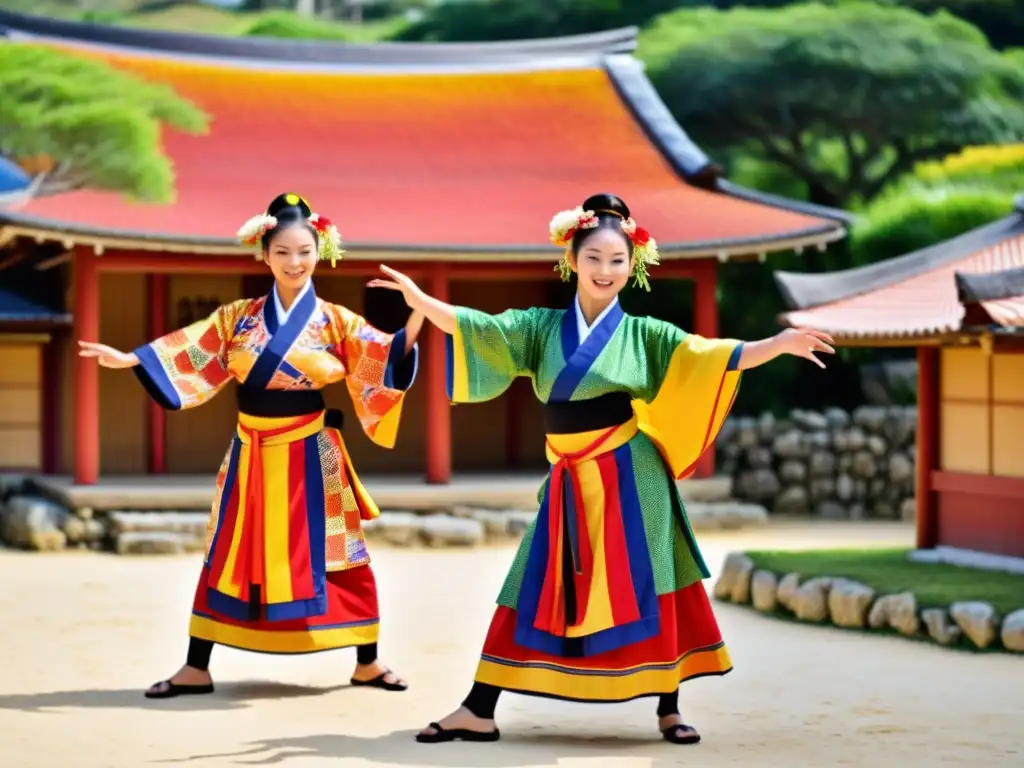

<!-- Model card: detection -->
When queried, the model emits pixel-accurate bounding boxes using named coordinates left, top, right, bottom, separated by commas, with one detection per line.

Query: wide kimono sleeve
left=132, top=300, right=249, bottom=411
left=328, top=304, right=418, bottom=449
left=446, top=306, right=538, bottom=403
left=633, top=318, right=745, bottom=480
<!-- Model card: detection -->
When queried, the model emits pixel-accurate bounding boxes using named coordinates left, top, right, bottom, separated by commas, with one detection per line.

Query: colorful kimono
left=447, top=297, right=743, bottom=702
left=133, top=283, right=416, bottom=654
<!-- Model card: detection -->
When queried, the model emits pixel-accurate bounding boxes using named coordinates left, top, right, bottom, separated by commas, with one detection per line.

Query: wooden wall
left=0, top=337, right=43, bottom=471
left=939, top=347, right=1024, bottom=477
left=935, top=346, right=1024, bottom=558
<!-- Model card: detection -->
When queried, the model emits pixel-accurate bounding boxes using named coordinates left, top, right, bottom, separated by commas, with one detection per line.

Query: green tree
left=0, top=43, right=209, bottom=203
left=391, top=0, right=689, bottom=42
left=640, top=3, right=1024, bottom=210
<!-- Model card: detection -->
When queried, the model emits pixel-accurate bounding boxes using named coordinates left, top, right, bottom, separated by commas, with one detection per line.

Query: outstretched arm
left=402, top=310, right=426, bottom=354
left=77, top=341, right=139, bottom=368
left=368, top=265, right=456, bottom=334
left=737, top=327, right=835, bottom=370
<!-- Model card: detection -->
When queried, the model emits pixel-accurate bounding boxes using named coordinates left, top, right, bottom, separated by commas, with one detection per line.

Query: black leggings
left=185, top=637, right=378, bottom=671
left=461, top=682, right=680, bottom=720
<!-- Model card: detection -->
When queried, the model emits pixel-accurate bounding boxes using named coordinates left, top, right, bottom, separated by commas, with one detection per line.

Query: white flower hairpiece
left=549, top=207, right=661, bottom=291
left=236, top=211, right=346, bottom=267
left=237, top=214, right=277, bottom=247
left=549, top=206, right=599, bottom=248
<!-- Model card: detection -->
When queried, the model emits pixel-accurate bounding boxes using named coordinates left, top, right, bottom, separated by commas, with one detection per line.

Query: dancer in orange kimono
left=79, top=193, right=422, bottom=698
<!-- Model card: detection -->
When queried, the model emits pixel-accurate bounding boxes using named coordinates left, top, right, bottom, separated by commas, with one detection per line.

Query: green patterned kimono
left=447, top=297, right=745, bottom=703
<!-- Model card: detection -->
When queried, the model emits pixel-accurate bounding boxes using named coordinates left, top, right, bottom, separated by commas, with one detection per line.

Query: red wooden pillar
left=425, top=264, right=452, bottom=484
left=692, top=258, right=720, bottom=479
left=915, top=346, right=940, bottom=549
left=147, top=273, right=167, bottom=474
left=73, top=246, right=100, bottom=485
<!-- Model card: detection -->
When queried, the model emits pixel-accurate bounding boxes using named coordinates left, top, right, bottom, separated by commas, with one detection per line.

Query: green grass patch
left=746, top=548, right=1024, bottom=616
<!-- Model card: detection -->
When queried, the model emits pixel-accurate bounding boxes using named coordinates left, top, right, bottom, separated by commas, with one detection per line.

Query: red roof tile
left=981, top=294, right=1024, bottom=328
left=782, top=234, right=1024, bottom=338
left=3, top=38, right=842, bottom=255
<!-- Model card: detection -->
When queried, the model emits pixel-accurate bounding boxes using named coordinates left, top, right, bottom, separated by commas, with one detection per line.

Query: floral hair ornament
left=236, top=207, right=345, bottom=267
left=548, top=206, right=660, bottom=291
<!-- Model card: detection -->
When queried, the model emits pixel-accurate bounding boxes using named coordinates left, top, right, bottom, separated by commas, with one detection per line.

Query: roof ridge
left=0, top=10, right=637, bottom=67
left=775, top=208, right=1024, bottom=311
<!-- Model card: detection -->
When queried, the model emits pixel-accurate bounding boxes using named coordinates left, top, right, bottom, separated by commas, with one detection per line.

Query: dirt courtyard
left=0, top=520, right=1020, bottom=768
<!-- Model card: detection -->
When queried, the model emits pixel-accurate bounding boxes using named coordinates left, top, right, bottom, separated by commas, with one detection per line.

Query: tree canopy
left=392, top=0, right=687, bottom=42
left=639, top=3, right=1024, bottom=209
left=0, top=43, right=209, bottom=203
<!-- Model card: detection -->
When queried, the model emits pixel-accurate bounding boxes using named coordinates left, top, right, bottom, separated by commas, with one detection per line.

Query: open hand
left=367, top=265, right=425, bottom=310
left=78, top=340, right=137, bottom=369
left=775, top=327, right=835, bottom=369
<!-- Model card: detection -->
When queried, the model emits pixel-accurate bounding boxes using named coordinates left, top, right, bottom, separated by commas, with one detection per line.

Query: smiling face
left=572, top=226, right=634, bottom=302
left=264, top=224, right=318, bottom=291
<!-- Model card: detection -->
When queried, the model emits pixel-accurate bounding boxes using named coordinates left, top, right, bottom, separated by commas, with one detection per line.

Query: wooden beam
left=425, top=263, right=452, bottom=484
left=34, top=251, right=73, bottom=271
left=73, top=247, right=100, bottom=485
left=0, top=252, right=25, bottom=271
left=915, top=347, right=940, bottom=549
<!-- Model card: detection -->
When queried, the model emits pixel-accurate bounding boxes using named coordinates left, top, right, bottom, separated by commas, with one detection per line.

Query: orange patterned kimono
left=132, top=283, right=416, bottom=653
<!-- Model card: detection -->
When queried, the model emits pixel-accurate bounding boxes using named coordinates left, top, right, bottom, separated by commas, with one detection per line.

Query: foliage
left=849, top=142, right=1023, bottom=264
left=850, top=186, right=1015, bottom=266
left=913, top=143, right=1024, bottom=188
left=0, top=42, right=208, bottom=202
left=745, top=548, right=1024, bottom=615
left=240, top=10, right=350, bottom=40
left=391, top=0, right=689, bottom=42
left=639, top=3, right=1024, bottom=209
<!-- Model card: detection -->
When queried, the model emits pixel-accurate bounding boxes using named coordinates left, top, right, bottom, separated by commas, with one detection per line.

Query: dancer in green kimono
left=370, top=193, right=833, bottom=745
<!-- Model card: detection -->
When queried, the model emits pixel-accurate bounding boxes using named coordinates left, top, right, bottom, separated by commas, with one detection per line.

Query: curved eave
left=773, top=324, right=1024, bottom=348
left=0, top=215, right=845, bottom=262
left=603, top=54, right=854, bottom=224
left=715, top=180, right=855, bottom=225
left=0, top=10, right=636, bottom=70
left=776, top=205, right=1024, bottom=311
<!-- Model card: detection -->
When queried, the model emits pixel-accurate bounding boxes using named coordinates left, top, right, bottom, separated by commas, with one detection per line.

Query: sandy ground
left=0, top=520, right=1021, bottom=768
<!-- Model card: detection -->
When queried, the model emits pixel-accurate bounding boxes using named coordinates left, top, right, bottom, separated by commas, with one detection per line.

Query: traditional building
left=775, top=195, right=1024, bottom=560
left=0, top=10, right=847, bottom=485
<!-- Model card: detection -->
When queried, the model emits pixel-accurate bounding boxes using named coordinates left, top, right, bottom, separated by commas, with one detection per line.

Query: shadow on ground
left=0, top=681, right=352, bottom=713
left=155, top=730, right=695, bottom=767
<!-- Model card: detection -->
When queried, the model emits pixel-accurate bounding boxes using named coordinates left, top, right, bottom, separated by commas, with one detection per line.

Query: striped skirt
left=188, top=410, right=380, bottom=654
left=474, top=417, right=731, bottom=701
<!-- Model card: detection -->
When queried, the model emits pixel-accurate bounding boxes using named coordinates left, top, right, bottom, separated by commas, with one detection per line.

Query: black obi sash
left=236, top=387, right=344, bottom=430
left=542, top=391, right=633, bottom=435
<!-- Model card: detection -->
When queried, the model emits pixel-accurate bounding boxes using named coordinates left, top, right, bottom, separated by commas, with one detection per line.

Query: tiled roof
left=0, top=12, right=845, bottom=256
left=779, top=226, right=1024, bottom=339
left=957, top=266, right=1024, bottom=328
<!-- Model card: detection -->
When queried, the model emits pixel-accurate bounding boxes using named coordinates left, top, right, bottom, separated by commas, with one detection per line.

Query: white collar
left=574, top=294, right=619, bottom=343
left=273, top=279, right=312, bottom=325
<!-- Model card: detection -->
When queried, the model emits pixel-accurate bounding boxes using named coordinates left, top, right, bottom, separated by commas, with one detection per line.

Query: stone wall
left=717, top=406, right=918, bottom=520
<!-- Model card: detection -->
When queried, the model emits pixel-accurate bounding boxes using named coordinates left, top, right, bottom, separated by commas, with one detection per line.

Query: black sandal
left=416, top=722, right=501, bottom=744
left=144, top=680, right=215, bottom=699
left=661, top=723, right=701, bottom=745
left=350, top=668, right=408, bottom=692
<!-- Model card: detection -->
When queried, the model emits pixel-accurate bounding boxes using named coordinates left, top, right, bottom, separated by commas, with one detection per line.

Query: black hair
left=571, top=193, right=633, bottom=256
left=261, top=192, right=319, bottom=251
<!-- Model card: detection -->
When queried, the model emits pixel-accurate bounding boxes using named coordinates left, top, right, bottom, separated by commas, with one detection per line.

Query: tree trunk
left=295, top=0, right=316, bottom=17
left=805, top=180, right=845, bottom=211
